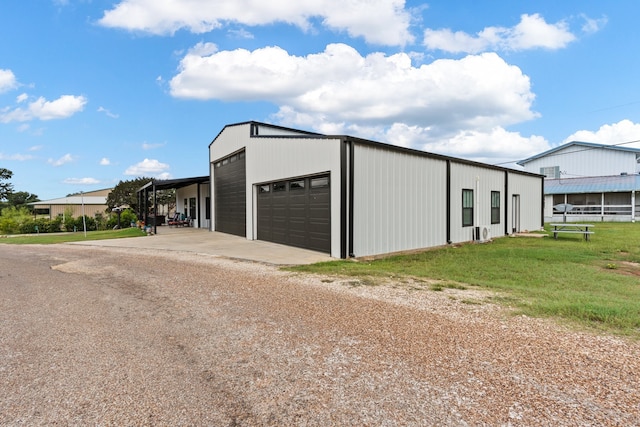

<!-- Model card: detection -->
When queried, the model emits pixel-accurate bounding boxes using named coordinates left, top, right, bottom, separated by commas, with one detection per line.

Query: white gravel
left=1, top=244, right=638, bottom=426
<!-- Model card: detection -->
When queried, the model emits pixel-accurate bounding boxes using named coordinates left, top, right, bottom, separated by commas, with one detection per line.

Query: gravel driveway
left=1, top=244, right=638, bottom=426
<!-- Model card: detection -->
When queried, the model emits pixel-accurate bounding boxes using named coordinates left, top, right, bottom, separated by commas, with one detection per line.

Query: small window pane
left=290, top=179, right=305, bottom=190
left=222, top=158, right=229, bottom=165
left=259, top=184, right=270, bottom=193
left=462, top=189, right=473, bottom=227
left=273, top=182, right=286, bottom=192
left=311, top=176, right=329, bottom=188
left=491, top=191, right=500, bottom=224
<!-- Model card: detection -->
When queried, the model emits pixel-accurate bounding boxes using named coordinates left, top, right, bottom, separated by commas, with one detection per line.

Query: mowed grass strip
left=289, top=223, right=640, bottom=337
left=0, top=227, right=145, bottom=244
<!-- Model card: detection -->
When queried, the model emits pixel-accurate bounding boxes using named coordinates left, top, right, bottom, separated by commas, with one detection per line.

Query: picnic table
left=549, top=223, right=594, bottom=241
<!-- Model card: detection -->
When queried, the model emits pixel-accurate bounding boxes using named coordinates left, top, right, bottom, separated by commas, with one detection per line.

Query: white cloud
left=124, top=158, right=171, bottom=178
left=424, top=13, right=576, bottom=54
left=1, top=95, right=87, bottom=123
left=172, top=43, right=537, bottom=140
left=16, top=93, right=28, bottom=103
left=100, top=157, right=111, bottom=165
left=30, top=95, right=88, bottom=120
left=581, top=14, right=608, bottom=34
left=97, top=106, right=119, bottom=118
left=48, top=153, right=75, bottom=167
left=142, top=141, right=165, bottom=150
left=98, top=0, right=414, bottom=46
left=0, top=69, right=17, bottom=93
left=563, top=119, right=640, bottom=148
left=0, top=152, right=34, bottom=161
left=421, top=126, right=551, bottom=165
left=63, top=177, right=101, bottom=185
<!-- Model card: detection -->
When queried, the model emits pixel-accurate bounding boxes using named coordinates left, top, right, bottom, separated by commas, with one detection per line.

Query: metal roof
left=29, top=196, right=107, bottom=205
left=139, top=176, right=210, bottom=191
left=544, top=174, right=640, bottom=194
left=518, top=141, right=640, bottom=166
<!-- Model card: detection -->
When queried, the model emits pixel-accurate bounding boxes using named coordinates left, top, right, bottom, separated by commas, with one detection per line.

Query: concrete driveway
left=68, top=226, right=333, bottom=265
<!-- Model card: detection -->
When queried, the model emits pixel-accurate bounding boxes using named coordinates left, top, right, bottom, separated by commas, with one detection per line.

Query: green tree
left=106, top=177, right=151, bottom=213
left=5, top=191, right=39, bottom=209
left=0, top=168, right=13, bottom=201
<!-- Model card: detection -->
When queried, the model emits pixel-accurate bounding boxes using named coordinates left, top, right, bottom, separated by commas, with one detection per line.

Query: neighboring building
left=518, top=141, right=640, bottom=222
left=29, top=188, right=112, bottom=220
left=203, top=121, right=543, bottom=258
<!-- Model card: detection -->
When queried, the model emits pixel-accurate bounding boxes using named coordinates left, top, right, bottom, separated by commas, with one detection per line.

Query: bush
left=107, top=208, right=137, bottom=229
left=0, top=206, right=31, bottom=234
left=66, top=215, right=97, bottom=232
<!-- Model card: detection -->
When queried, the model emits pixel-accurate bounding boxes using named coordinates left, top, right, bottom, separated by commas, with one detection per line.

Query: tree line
left=0, top=168, right=175, bottom=234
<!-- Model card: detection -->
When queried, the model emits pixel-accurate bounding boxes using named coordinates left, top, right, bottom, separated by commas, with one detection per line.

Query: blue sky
left=1, top=0, right=639, bottom=200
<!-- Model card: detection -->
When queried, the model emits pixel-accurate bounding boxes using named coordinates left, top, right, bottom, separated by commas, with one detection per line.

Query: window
left=259, top=184, right=270, bottom=193
left=273, top=182, right=286, bottom=192
left=205, top=197, right=211, bottom=220
left=540, top=166, right=560, bottom=179
left=289, top=179, right=305, bottom=190
left=462, top=189, right=473, bottom=227
left=491, top=191, right=500, bottom=224
left=311, top=176, right=329, bottom=188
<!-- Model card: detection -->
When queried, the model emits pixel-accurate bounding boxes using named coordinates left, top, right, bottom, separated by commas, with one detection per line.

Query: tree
left=5, top=191, right=39, bottom=209
left=106, top=177, right=152, bottom=213
left=0, top=168, right=13, bottom=201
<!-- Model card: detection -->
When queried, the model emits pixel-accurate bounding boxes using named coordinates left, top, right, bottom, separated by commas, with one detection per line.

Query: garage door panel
left=257, top=175, right=330, bottom=254
left=214, top=151, right=246, bottom=237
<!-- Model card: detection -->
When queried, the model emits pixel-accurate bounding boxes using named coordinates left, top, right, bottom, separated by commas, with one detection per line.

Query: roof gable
left=518, top=141, right=640, bottom=166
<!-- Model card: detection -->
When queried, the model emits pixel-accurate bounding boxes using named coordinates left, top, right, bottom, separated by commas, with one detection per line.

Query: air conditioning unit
left=475, top=225, right=491, bottom=242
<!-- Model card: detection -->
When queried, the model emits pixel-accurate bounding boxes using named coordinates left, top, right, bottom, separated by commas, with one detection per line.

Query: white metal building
left=209, top=121, right=544, bottom=258
left=518, top=141, right=640, bottom=222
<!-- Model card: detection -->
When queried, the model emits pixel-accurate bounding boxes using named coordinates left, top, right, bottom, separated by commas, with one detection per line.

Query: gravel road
left=1, top=244, right=639, bottom=426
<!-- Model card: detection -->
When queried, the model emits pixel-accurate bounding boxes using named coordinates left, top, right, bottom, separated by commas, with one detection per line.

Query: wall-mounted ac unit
left=475, top=225, right=491, bottom=242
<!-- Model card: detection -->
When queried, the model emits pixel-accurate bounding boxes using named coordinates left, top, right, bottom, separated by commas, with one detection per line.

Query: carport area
left=68, top=227, right=332, bottom=265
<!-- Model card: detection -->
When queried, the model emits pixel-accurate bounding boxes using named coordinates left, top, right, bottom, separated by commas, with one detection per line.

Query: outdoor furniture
left=167, top=213, right=191, bottom=227
left=549, top=223, right=594, bottom=241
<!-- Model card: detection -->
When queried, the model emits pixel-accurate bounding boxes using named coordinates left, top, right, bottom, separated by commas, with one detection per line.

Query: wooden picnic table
left=549, top=223, right=594, bottom=241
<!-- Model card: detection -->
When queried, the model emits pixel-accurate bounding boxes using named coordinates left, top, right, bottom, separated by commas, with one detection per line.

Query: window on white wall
left=540, top=166, right=560, bottom=179
left=462, top=189, right=474, bottom=227
left=491, top=191, right=500, bottom=224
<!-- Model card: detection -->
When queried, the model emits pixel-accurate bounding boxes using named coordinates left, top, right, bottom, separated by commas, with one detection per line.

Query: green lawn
left=289, top=223, right=640, bottom=337
left=0, top=227, right=146, bottom=244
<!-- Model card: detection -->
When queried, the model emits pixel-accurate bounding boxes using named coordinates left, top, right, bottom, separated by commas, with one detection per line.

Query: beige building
left=29, top=188, right=111, bottom=219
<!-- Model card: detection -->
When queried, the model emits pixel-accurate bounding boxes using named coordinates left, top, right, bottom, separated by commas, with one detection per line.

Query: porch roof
left=545, top=175, right=640, bottom=194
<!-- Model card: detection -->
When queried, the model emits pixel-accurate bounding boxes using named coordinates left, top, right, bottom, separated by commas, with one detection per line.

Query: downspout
left=504, top=171, right=509, bottom=236
left=446, top=160, right=451, bottom=244
left=348, top=139, right=355, bottom=257
left=340, top=140, right=348, bottom=259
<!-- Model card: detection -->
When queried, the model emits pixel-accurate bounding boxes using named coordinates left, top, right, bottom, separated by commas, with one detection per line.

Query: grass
left=289, top=222, right=640, bottom=337
left=0, top=227, right=146, bottom=244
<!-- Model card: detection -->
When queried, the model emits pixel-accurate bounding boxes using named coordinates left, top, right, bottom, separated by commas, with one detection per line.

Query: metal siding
left=507, top=172, right=544, bottom=231
left=352, top=144, right=447, bottom=257
left=449, top=163, right=505, bottom=243
left=522, top=146, right=638, bottom=177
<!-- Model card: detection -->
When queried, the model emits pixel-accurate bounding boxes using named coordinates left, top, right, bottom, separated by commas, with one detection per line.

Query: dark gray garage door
left=257, top=175, right=330, bottom=253
left=214, top=151, right=246, bottom=236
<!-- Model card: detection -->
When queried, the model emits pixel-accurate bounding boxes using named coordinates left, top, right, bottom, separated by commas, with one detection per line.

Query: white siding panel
left=352, top=144, right=447, bottom=257
left=523, top=146, right=638, bottom=177
left=449, top=163, right=506, bottom=243
left=507, top=172, right=544, bottom=232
